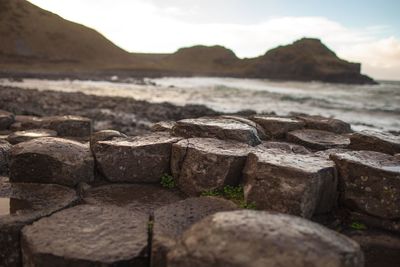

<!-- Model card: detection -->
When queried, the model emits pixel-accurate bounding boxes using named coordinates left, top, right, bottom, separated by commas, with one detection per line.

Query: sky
left=28, top=0, right=400, bottom=80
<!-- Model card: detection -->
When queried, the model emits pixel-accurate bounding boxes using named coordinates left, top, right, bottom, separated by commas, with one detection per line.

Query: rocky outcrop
left=256, top=141, right=311, bottom=154
left=89, top=129, right=127, bottom=152
left=287, top=129, right=350, bottom=150
left=349, top=130, right=400, bottom=155
left=297, top=114, right=352, bottom=134
left=250, top=115, right=304, bottom=139
left=0, top=110, right=15, bottom=130
left=0, top=140, right=11, bottom=175
left=6, top=129, right=57, bottom=144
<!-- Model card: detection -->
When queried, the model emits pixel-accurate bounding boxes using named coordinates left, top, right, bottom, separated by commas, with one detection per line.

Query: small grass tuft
left=160, top=174, right=176, bottom=189
left=201, top=185, right=256, bottom=210
left=349, top=222, right=367, bottom=230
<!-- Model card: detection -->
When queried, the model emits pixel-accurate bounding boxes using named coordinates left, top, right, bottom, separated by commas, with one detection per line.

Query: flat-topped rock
left=6, top=129, right=57, bottom=144
left=243, top=150, right=338, bottom=217
left=10, top=137, right=94, bottom=187
left=21, top=205, right=149, bottom=267
left=151, top=197, right=237, bottom=267
left=94, top=133, right=181, bottom=183
left=83, top=184, right=184, bottom=213
left=0, top=110, right=15, bottom=130
left=0, top=181, right=78, bottom=266
left=89, top=130, right=127, bottom=152
left=219, top=115, right=267, bottom=140
left=9, top=115, right=43, bottom=131
left=330, top=151, right=400, bottom=219
left=172, top=118, right=261, bottom=146
left=315, top=148, right=349, bottom=159
left=349, top=130, right=400, bottom=155
left=250, top=115, right=305, bottom=139
left=41, top=115, right=92, bottom=137
left=171, top=138, right=252, bottom=196
left=0, top=141, right=11, bottom=175
left=151, top=121, right=176, bottom=132
left=256, top=141, right=310, bottom=154
left=297, top=115, right=352, bottom=134
left=287, top=129, right=350, bottom=150
left=167, top=210, right=363, bottom=267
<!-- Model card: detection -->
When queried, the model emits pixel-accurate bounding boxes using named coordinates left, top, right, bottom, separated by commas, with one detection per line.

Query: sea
left=1, top=77, right=399, bottom=132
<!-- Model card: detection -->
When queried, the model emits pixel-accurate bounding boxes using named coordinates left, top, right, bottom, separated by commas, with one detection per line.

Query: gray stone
left=315, top=148, right=350, bottom=159
left=172, top=118, right=261, bottom=146
left=10, top=137, right=94, bottom=187
left=330, top=151, right=400, bottom=219
left=0, top=181, right=78, bottom=267
left=297, top=115, right=352, bottom=134
left=256, top=141, right=310, bottom=154
left=167, top=210, right=363, bottom=267
left=89, top=129, right=127, bottom=152
left=0, top=140, right=11, bottom=175
left=41, top=115, right=92, bottom=137
left=171, top=138, right=251, bottom=196
left=151, top=197, right=237, bottom=267
left=250, top=115, right=305, bottom=139
left=243, top=150, right=337, bottom=218
left=287, top=129, right=350, bottom=150
left=94, top=133, right=181, bottom=183
left=7, top=129, right=57, bottom=144
left=21, top=205, right=149, bottom=267
left=83, top=184, right=184, bottom=213
left=151, top=121, right=176, bottom=132
left=219, top=115, right=267, bottom=140
left=349, top=130, right=400, bottom=155
left=0, top=110, right=15, bottom=130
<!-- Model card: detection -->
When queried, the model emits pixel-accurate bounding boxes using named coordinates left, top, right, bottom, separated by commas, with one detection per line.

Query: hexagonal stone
left=151, top=197, right=237, bottom=267
left=349, top=130, right=400, bottom=155
left=315, top=148, right=349, bottom=159
left=287, top=129, right=350, bottom=150
left=151, top=121, right=176, bottom=132
left=297, top=115, right=352, bottom=134
left=219, top=115, right=267, bottom=140
left=330, top=151, right=400, bottom=219
left=94, top=133, right=181, bottom=183
left=0, top=140, right=11, bottom=175
left=83, top=184, right=184, bottom=213
left=10, top=137, right=94, bottom=187
left=7, top=129, right=57, bottom=145
left=21, top=205, right=149, bottom=267
left=0, top=181, right=78, bottom=266
left=256, top=141, right=310, bottom=154
left=250, top=115, right=305, bottom=139
left=89, top=130, right=127, bottom=152
left=0, top=110, right=15, bottom=130
left=41, top=115, right=92, bottom=137
left=243, top=150, right=338, bottom=218
left=167, top=210, right=363, bottom=267
left=171, top=138, right=252, bottom=196
left=172, top=118, right=261, bottom=146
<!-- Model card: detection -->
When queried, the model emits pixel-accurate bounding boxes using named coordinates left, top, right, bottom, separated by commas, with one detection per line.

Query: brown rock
left=287, top=129, right=350, bottom=150
left=151, top=197, right=237, bottom=267
left=219, top=115, right=267, bottom=140
left=349, top=130, right=400, bottom=155
left=171, top=138, right=251, bottom=196
left=151, top=121, right=176, bottom=132
left=89, top=129, right=127, bottom=152
left=330, top=151, right=400, bottom=219
left=172, top=118, right=261, bottom=146
left=10, top=137, right=94, bottom=187
left=41, top=115, right=92, bottom=137
left=250, top=115, right=305, bottom=139
left=21, top=205, right=149, bottom=267
left=243, top=150, right=337, bottom=217
left=297, top=115, right=352, bottom=134
left=0, top=140, right=11, bottom=175
left=6, top=129, right=57, bottom=145
left=94, top=133, right=181, bottom=183
left=9, top=115, right=43, bottom=131
left=167, top=210, right=364, bottom=267
left=315, top=148, right=349, bottom=159
left=256, top=141, right=310, bottom=154
left=0, top=110, right=15, bottom=130
left=348, top=211, right=400, bottom=234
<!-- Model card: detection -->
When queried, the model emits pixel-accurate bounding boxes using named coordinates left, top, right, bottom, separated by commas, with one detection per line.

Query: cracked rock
left=349, top=130, right=400, bottom=155
left=250, top=115, right=305, bottom=139
left=287, top=129, right=350, bottom=150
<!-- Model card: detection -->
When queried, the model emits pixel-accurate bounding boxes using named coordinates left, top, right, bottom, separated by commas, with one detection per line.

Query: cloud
left=28, top=0, right=400, bottom=80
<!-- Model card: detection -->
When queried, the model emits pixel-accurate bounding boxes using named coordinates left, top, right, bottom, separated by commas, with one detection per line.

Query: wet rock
left=10, top=137, right=94, bottom=187
left=89, top=129, right=127, bottom=152
left=6, top=129, right=57, bottom=144
left=94, top=133, right=181, bottom=183
left=171, top=138, right=251, bottom=196
left=243, top=150, right=337, bottom=217
left=349, top=130, right=400, bottom=155
left=250, top=115, right=305, bottom=139
left=287, top=129, right=350, bottom=150
left=172, top=118, right=261, bottom=146
left=21, top=205, right=149, bottom=267
left=256, top=141, right=310, bottom=154
left=0, top=141, right=11, bottom=175
left=330, top=151, right=400, bottom=219
left=0, top=181, right=78, bottom=267
left=151, top=197, right=237, bottom=267
left=151, top=121, right=176, bottom=132
left=297, top=115, right=352, bottom=134
left=219, top=115, right=267, bottom=140
left=83, top=184, right=184, bottom=213
left=0, top=110, right=15, bottom=130
left=9, top=115, right=43, bottom=131
left=41, top=115, right=92, bottom=137
left=167, top=210, right=363, bottom=267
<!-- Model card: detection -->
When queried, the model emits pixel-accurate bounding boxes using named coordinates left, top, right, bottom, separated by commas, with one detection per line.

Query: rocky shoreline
left=0, top=102, right=400, bottom=266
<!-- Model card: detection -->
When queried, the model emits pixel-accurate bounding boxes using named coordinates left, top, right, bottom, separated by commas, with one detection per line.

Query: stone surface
left=0, top=181, right=78, bottom=267
left=287, top=129, right=350, bottom=150
left=348, top=211, right=400, bottom=234
left=21, top=205, right=149, bottom=267
left=41, top=115, right=92, bottom=137
left=331, top=151, right=400, bottom=219
left=151, top=121, right=176, bottom=132
left=243, top=150, right=338, bottom=217
left=219, top=115, right=267, bottom=140
left=315, top=148, right=349, bottom=159
left=0, top=140, right=11, bottom=175
left=256, top=141, right=310, bottom=154
left=167, top=210, right=364, bottom=267
left=297, top=115, right=352, bottom=134
left=0, top=110, right=15, bottom=130
left=83, top=184, right=184, bottom=213
left=349, top=130, right=400, bottom=155
left=6, top=129, right=57, bottom=144
left=89, top=129, right=127, bottom=152
left=171, top=138, right=251, bottom=196
left=151, top=197, right=237, bottom=267
left=172, top=118, right=261, bottom=146
left=94, top=133, right=181, bottom=183
left=10, top=137, right=94, bottom=187
left=250, top=115, right=305, bottom=139
left=9, top=115, right=43, bottom=132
